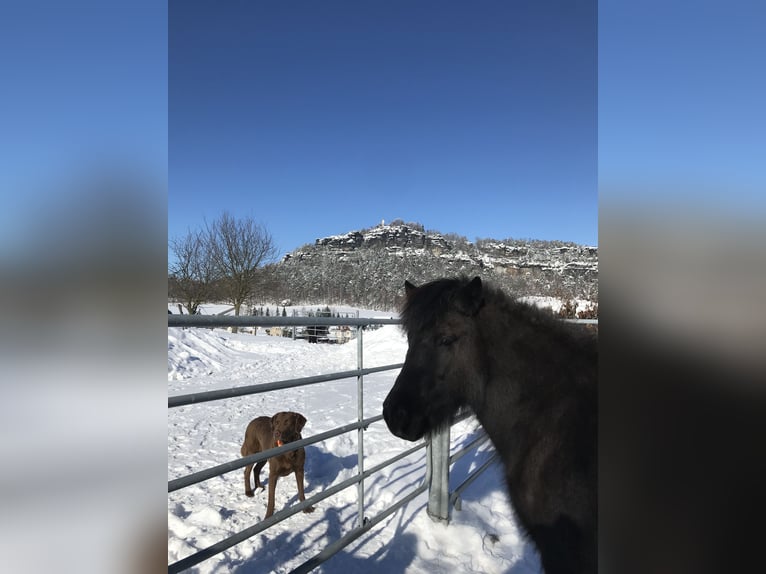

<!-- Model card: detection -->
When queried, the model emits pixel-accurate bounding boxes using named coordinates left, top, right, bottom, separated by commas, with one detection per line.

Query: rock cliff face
left=274, top=222, right=597, bottom=310
left=314, top=225, right=450, bottom=252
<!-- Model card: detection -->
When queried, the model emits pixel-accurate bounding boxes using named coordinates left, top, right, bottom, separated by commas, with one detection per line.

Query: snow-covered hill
left=168, top=309, right=542, bottom=573
left=306, top=222, right=597, bottom=275
left=272, top=221, right=597, bottom=310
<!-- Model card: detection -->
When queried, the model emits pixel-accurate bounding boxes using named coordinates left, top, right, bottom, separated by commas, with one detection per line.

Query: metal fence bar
left=449, top=453, right=499, bottom=512
left=169, top=440, right=427, bottom=574
left=449, top=433, right=491, bottom=465
left=168, top=314, right=594, bottom=329
left=288, top=481, right=430, bottom=574
left=169, top=363, right=403, bottom=408
left=356, top=325, right=365, bottom=528
left=169, top=415, right=383, bottom=493
left=169, top=315, right=401, bottom=328
left=169, top=495, right=319, bottom=574
left=426, top=427, right=451, bottom=523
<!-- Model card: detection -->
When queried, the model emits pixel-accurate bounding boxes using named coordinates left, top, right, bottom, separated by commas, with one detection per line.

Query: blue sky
left=0, top=1, right=167, bottom=262
left=599, top=1, right=766, bottom=206
left=1, top=1, right=761, bottom=268
left=169, top=1, right=597, bottom=259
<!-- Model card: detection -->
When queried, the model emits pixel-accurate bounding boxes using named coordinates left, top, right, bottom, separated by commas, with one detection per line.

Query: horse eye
left=439, top=335, right=458, bottom=347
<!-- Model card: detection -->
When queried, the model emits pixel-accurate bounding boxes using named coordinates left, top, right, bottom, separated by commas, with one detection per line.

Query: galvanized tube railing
left=168, top=313, right=409, bottom=574
left=289, top=480, right=430, bottom=574
left=450, top=433, right=491, bottom=465
left=168, top=315, right=401, bottom=328
left=169, top=415, right=383, bottom=493
left=168, top=311, right=596, bottom=571
left=168, top=363, right=403, bottom=408
left=169, top=439, right=427, bottom=574
left=449, top=453, right=500, bottom=511
left=356, top=325, right=366, bottom=528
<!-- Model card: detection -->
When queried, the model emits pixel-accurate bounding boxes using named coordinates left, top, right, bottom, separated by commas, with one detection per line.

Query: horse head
left=383, top=276, right=487, bottom=441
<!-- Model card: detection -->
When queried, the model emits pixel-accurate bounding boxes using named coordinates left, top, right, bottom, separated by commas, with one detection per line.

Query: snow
left=519, top=296, right=595, bottom=316
left=168, top=305, right=541, bottom=573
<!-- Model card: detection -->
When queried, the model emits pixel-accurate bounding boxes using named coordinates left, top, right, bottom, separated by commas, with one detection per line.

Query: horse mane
left=400, top=277, right=467, bottom=334
left=401, top=276, right=596, bottom=355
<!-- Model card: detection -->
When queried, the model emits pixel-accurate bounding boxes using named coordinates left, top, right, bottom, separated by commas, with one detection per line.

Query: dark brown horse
left=383, top=276, right=597, bottom=574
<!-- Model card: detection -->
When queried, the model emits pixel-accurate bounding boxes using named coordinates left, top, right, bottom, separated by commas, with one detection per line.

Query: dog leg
left=295, top=470, right=314, bottom=513
left=265, top=473, right=278, bottom=518
left=244, top=463, right=254, bottom=497
left=253, top=460, right=267, bottom=489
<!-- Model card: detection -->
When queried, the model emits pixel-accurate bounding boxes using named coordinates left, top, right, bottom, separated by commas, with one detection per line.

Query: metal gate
left=167, top=313, right=593, bottom=572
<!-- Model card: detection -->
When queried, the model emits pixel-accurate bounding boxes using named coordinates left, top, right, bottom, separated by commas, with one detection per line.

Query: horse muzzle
left=382, top=396, right=427, bottom=441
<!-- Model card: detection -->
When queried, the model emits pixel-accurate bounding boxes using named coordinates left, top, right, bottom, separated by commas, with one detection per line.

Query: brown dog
left=241, top=411, right=315, bottom=518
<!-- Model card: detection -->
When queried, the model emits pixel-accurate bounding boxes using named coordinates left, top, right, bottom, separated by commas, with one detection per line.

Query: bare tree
left=168, top=229, right=217, bottom=315
left=206, top=212, right=277, bottom=329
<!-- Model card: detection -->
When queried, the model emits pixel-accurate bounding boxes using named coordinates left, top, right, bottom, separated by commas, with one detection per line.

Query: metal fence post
left=426, top=425, right=451, bottom=523
left=356, top=325, right=366, bottom=527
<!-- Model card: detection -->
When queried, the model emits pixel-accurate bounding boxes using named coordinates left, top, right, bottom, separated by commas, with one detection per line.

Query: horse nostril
left=383, top=402, right=406, bottom=429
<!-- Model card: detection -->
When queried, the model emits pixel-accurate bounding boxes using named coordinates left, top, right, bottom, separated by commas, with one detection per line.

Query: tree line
left=168, top=212, right=277, bottom=329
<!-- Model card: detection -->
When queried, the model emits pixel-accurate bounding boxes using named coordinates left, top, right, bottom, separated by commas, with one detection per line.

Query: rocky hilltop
left=305, top=224, right=597, bottom=274
left=268, top=221, right=597, bottom=311
left=314, top=224, right=451, bottom=252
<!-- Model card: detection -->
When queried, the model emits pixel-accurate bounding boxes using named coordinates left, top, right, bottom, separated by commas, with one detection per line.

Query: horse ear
left=455, top=276, right=484, bottom=316
left=404, top=280, right=418, bottom=296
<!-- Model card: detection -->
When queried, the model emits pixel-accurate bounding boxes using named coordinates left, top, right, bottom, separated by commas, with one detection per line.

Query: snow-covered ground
left=168, top=304, right=541, bottom=573
left=519, top=296, right=595, bottom=317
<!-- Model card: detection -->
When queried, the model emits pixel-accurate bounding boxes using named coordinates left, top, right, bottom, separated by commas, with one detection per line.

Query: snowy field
left=168, top=304, right=542, bottom=573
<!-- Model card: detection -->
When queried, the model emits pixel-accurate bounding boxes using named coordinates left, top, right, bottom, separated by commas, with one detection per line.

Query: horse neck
left=476, top=293, right=545, bottom=372
left=472, top=298, right=555, bottom=455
